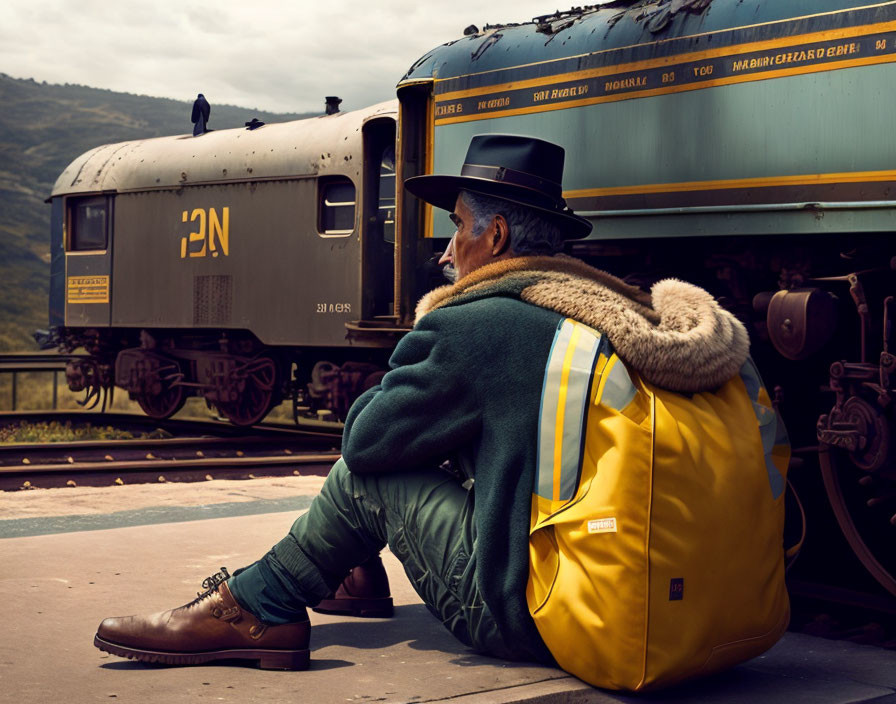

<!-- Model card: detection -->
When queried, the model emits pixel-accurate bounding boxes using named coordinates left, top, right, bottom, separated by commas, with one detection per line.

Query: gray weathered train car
left=49, top=101, right=398, bottom=424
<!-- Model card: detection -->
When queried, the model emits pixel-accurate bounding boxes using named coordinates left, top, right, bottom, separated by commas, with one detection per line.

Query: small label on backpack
left=669, top=578, right=684, bottom=601
left=587, top=517, right=617, bottom=534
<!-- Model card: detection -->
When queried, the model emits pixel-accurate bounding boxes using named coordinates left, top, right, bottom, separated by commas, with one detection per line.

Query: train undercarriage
left=58, top=329, right=389, bottom=427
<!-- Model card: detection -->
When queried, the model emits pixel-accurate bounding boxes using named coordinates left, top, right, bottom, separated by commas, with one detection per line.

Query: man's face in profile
left=438, top=194, right=497, bottom=282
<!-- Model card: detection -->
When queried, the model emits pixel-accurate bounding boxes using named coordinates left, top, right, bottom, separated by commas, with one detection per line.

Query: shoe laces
left=188, top=566, right=231, bottom=605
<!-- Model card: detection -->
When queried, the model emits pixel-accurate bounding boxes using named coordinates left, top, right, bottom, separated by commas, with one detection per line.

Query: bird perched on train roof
left=191, top=93, right=211, bottom=136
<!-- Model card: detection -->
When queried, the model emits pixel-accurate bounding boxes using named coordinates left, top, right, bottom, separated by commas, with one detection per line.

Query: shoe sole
left=312, top=596, right=394, bottom=618
left=94, top=634, right=310, bottom=670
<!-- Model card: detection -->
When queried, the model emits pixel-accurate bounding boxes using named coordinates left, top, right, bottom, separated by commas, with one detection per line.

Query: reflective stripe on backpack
left=535, top=319, right=603, bottom=503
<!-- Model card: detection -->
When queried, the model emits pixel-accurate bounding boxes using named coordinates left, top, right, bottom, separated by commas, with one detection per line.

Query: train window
left=69, top=196, right=109, bottom=251
left=319, top=178, right=356, bottom=237
left=379, top=146, right=396, bottom=244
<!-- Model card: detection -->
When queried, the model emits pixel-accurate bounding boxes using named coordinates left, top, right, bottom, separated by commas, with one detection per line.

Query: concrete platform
left=1, top=479, right=895, bottom=704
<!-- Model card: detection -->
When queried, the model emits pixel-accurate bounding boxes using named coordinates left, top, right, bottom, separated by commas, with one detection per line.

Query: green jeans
left=229, top=459, right=525, bottom=660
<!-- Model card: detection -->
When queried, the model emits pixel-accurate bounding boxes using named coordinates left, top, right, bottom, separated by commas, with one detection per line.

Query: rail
left=0, top=452, right=341, bottom=491
left=0, top=413, right=342, bottom=490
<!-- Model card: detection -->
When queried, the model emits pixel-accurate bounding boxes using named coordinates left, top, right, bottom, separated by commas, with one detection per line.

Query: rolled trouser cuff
left=271, top=530, right=334, bottom=606
left=227, top=553, right=312, bottom=625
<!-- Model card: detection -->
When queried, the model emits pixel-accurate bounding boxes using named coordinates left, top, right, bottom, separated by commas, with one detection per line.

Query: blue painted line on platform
left=0, top=495, right=314, bottom=539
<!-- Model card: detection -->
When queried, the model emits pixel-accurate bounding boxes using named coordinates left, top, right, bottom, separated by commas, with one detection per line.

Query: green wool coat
left=342, top=254, right=751, bottom=662
left=342, top=295, right=562, bottom=662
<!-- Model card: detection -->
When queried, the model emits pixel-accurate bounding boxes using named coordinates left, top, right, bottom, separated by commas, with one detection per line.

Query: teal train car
left=392, top=1, right=896, bottom=598
left=398, top=0, right=896, bottom=242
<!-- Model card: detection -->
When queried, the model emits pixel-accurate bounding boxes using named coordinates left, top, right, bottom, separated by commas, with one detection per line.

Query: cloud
left=1, top=0, right=560, bottom=113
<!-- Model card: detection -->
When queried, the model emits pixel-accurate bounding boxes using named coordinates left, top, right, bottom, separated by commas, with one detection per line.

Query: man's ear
left=491, top=214, right=511, bottom=255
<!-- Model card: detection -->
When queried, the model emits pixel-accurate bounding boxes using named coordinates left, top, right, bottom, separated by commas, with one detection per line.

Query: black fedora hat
left=404, top=134, right=592, bottom=239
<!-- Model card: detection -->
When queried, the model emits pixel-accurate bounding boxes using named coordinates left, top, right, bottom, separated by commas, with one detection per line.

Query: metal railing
left=0, top=353, right=86, bottom=410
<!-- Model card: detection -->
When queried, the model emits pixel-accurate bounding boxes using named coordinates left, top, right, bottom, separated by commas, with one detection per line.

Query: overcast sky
left=1, top=0, right=576, bottom=114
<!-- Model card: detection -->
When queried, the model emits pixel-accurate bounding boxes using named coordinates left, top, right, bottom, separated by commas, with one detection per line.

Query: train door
left=360, top=116, right=397, bottom=320
left=63, top=193, right=113, bottom=328
left=394, top=83, right=436, bottom=327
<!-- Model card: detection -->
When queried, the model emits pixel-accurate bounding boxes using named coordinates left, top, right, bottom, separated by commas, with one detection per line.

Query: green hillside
left=0, top=73, right=313, bottom=351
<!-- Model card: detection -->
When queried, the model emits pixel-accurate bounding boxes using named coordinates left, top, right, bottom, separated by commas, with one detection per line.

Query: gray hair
left=460, top=190, right=564, bottom=256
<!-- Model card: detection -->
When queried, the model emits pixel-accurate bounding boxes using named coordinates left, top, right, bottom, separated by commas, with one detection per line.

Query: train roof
left=399, top=0, right=889, bottom=87
left=51, top=100, right=397, bottom=197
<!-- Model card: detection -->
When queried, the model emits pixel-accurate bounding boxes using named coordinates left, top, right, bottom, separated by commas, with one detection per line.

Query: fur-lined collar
left=416, top=256, right=749, bottom=393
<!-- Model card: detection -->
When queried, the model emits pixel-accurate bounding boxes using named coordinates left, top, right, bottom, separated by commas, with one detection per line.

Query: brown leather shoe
left=94, top=570, right=309, bottom=669
left=312, top=554, right=394, bottom=618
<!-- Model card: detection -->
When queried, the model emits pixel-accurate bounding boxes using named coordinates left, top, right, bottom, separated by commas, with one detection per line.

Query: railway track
left=0, top=409, right=342, bottom=437
left=0, top=411, right=342, bottom=490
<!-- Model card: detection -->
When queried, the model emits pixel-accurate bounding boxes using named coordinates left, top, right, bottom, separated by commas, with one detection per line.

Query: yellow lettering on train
left=732, top=56, right=772, bottom=71
left=603, top=76, right=647, bottom=92
left=208, top=207, right=229, bottom=257
left=733, top=41, right=859, bottom=73
left=180, top=207, right=230, bottom=259
left=435, top=102, right=464, bottom=117
left=476, top=96, right=511, bottom=111
left=189, top=209, right=206, bottom=258
left=826, top=41, right=859, bottom=57
left=534, top=84, right=588, bottom=102
left=876, top=39, right=887, bottom=51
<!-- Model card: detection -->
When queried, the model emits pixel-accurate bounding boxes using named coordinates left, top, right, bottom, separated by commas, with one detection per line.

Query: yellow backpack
left=527, top=318, right=790, bottom=691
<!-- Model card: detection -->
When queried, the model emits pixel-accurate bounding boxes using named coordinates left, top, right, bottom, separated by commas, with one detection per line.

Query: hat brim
left=404, top=174, right=592, bottom=240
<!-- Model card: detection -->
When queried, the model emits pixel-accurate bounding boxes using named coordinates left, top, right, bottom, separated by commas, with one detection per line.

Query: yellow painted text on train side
left=179, top=207, right=229, bottom=259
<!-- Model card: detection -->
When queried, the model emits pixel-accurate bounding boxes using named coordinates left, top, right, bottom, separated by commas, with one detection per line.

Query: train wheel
left=819, top=445, right=896, bottom=597
left=217, top=355, right=278, bottom=426
left=134, top=382, right=186, bottom=420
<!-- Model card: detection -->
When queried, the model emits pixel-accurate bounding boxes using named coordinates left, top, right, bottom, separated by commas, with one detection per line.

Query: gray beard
left=442, top=264, right=458, bottom=283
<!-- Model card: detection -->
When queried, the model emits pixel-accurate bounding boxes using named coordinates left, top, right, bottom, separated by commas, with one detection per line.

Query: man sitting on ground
left=94, top=134, right=759, bottom=673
